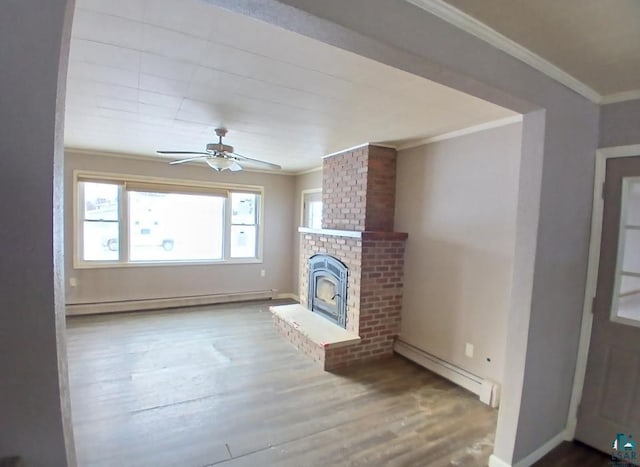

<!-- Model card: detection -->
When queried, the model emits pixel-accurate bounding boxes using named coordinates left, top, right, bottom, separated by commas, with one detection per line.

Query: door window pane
left=622, top=230, right=640, bottom=272
left=613, top=178, right=640, bottom=323
left=128, top=191, right=224, bottom=261
left=625, top=182, right=640, bottom=225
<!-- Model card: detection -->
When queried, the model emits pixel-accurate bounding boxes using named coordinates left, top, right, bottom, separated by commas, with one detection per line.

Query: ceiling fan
left=157, top=128, right=282, bottom=172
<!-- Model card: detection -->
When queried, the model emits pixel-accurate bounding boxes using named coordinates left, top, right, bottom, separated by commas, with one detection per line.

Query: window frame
left=300, top=188, right=322, bottom=228
left=611, top=176, right=640, bottom=328
left=73, top=170, right=264, bottom=269
left=228, top=192, right=260, bottom=259
left=77, top=179, right=124, bottom=263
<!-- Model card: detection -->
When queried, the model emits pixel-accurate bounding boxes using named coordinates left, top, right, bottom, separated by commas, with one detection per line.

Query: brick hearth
left=273, top=144, right=407, bottom=370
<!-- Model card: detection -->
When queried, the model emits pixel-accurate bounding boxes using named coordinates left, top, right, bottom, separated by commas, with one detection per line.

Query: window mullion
left=224, top=195, right=231, bottom=260
left=257, top=193, right=263, bottom=259
left=119, top=185, right=128, bottom=263
left=77, top=180, right=85, bottom=262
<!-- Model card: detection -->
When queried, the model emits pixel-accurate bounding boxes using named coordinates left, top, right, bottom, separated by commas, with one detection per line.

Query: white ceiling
left=443, top=0, right=640, bottom=98
left=65, top=0, right=517, bottom=172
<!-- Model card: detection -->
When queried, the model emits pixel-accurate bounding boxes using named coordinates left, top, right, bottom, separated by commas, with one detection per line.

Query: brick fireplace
left=272, top=144, right=407, bottom=370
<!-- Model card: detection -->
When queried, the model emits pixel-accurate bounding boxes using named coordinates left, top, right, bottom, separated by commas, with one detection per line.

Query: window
left=612, top=177, right=640, bottom=326
left=230, top=193, right=258, bottom=258
left=302, top=190, right=322, bottom=229
left=80, top=182, right=120, bottom=261
left=128, top=190, right=224, bottom=262
left=76, top=174, right=262, bottom=266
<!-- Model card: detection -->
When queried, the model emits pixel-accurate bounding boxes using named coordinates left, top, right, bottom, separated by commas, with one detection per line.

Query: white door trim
left=566, top=144, right=640, bottom=439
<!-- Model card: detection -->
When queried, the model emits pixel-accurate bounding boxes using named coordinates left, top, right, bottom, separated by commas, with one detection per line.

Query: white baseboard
left=564, top=416, right=577, bottom=441
left=394, top=339, right=483, bottom=396
left=489, top=454, right=512, bottom=467
left=66, top=290, right=275, bottom=316
left=513, top=429, right=568, bottom=467
left=274, top=292, right=299, bottom=301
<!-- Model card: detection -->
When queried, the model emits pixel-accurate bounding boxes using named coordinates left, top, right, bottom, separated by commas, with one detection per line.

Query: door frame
left=566, top=143, right=640, bottom=439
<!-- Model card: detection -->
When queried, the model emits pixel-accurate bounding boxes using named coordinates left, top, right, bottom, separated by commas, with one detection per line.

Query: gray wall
left=65, top=152, right=296, bottom=304
left=600, top=99, right=640, bottom=147
left=0, top=0, right=75, bottom=465
left=291, top=170, right=323, bottom=296
left=396, top=123, right=522, bottom=385
left=206, top=1, right=600, bottom=464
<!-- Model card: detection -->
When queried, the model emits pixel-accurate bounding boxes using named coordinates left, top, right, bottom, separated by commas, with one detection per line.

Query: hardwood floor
left=66, top=300, right=497, bottom=467
left=533, top=441, right=612, bottom=466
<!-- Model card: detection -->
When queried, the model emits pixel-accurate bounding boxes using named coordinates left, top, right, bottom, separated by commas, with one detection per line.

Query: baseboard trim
left=489, top=454, right=511, bottom=467
left=66, top=290, right=275, bottom=316
left=274, top=292, right=299, bottom=301
left=513, top=429, right=568, bottom=467
left=564, top=417, right=577, bottom=441
left=394, top=339, right=483, bottom=396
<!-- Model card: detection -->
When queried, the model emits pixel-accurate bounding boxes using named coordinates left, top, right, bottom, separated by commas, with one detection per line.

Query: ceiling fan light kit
left=157, top=128, right=282, bottom=173
left=205, top=157, right=241, bottom=172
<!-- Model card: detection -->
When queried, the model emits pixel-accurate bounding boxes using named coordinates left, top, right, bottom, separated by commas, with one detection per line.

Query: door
left=576, top=156, right=640, bottom=465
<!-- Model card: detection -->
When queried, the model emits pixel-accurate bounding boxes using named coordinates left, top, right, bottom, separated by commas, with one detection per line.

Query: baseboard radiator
left=394, top=339, right=500, bottom=408
left=66, top=290, right=280, bottom=316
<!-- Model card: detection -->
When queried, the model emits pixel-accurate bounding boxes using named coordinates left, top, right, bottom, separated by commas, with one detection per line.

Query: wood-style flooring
left=67, top=300, right=497, bottom=467
left=533, top=441, right=613, bottom=466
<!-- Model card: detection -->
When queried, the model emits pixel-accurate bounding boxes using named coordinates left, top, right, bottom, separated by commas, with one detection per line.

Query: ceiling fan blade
left=229, top=161, right=243, bottom=172
left=231, top=152, right=281, bottom=170
left=168, top=156, right=209, bottom=165
left=157, top=151, right=210, bottom=155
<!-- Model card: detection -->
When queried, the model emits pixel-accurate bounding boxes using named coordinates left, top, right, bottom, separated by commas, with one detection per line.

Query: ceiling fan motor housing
left=206, top=143, right=234, bottom=153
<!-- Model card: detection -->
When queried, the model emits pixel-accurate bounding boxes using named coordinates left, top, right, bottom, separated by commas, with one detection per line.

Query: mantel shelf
left=298, top=227, right=408, bottom=241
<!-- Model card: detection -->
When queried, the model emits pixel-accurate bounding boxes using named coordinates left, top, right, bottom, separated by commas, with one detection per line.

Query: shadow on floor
left=534, top=441, right=616, bottom=466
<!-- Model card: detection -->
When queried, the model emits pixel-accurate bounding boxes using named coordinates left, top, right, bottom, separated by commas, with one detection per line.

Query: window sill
left=73, top=258, right=263, bottom=269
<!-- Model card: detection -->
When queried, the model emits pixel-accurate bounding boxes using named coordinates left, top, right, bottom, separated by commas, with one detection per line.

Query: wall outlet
left=69, top=277, right=78, bottom=287
left=465, top=343, right=474, bottom=358
left=260, top=269, right=266, bottom=277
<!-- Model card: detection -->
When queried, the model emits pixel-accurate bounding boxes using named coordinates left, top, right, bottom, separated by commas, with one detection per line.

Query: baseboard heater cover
left=66, top=290, right=276, bottom=316
left=394, top=339, right=500, bottom=407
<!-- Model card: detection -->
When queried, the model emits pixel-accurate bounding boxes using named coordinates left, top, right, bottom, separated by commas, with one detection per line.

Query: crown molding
left=64, top=147, right=297, bottom=175
left=405, top=0, right=602, bottom=104
left=321, top=142, right=370, bottom=159
left=397, top=115, right=523, bottom=151
left=600, top=90, right=640, bottom=105
left=294, top=165, right=323, bottom=176
left=321, top=142, right=398, bottom=160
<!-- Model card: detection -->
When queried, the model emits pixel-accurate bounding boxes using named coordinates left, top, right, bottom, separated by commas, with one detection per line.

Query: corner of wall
left=489, top=454, right=512, bottom=467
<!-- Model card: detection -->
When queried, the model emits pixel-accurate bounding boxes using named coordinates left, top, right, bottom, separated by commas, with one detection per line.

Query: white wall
left=395, top=123, right=522, bottom=385
left=291, top=169, right=323, bottom=297
left=65, top=151, right=296, bottom=304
